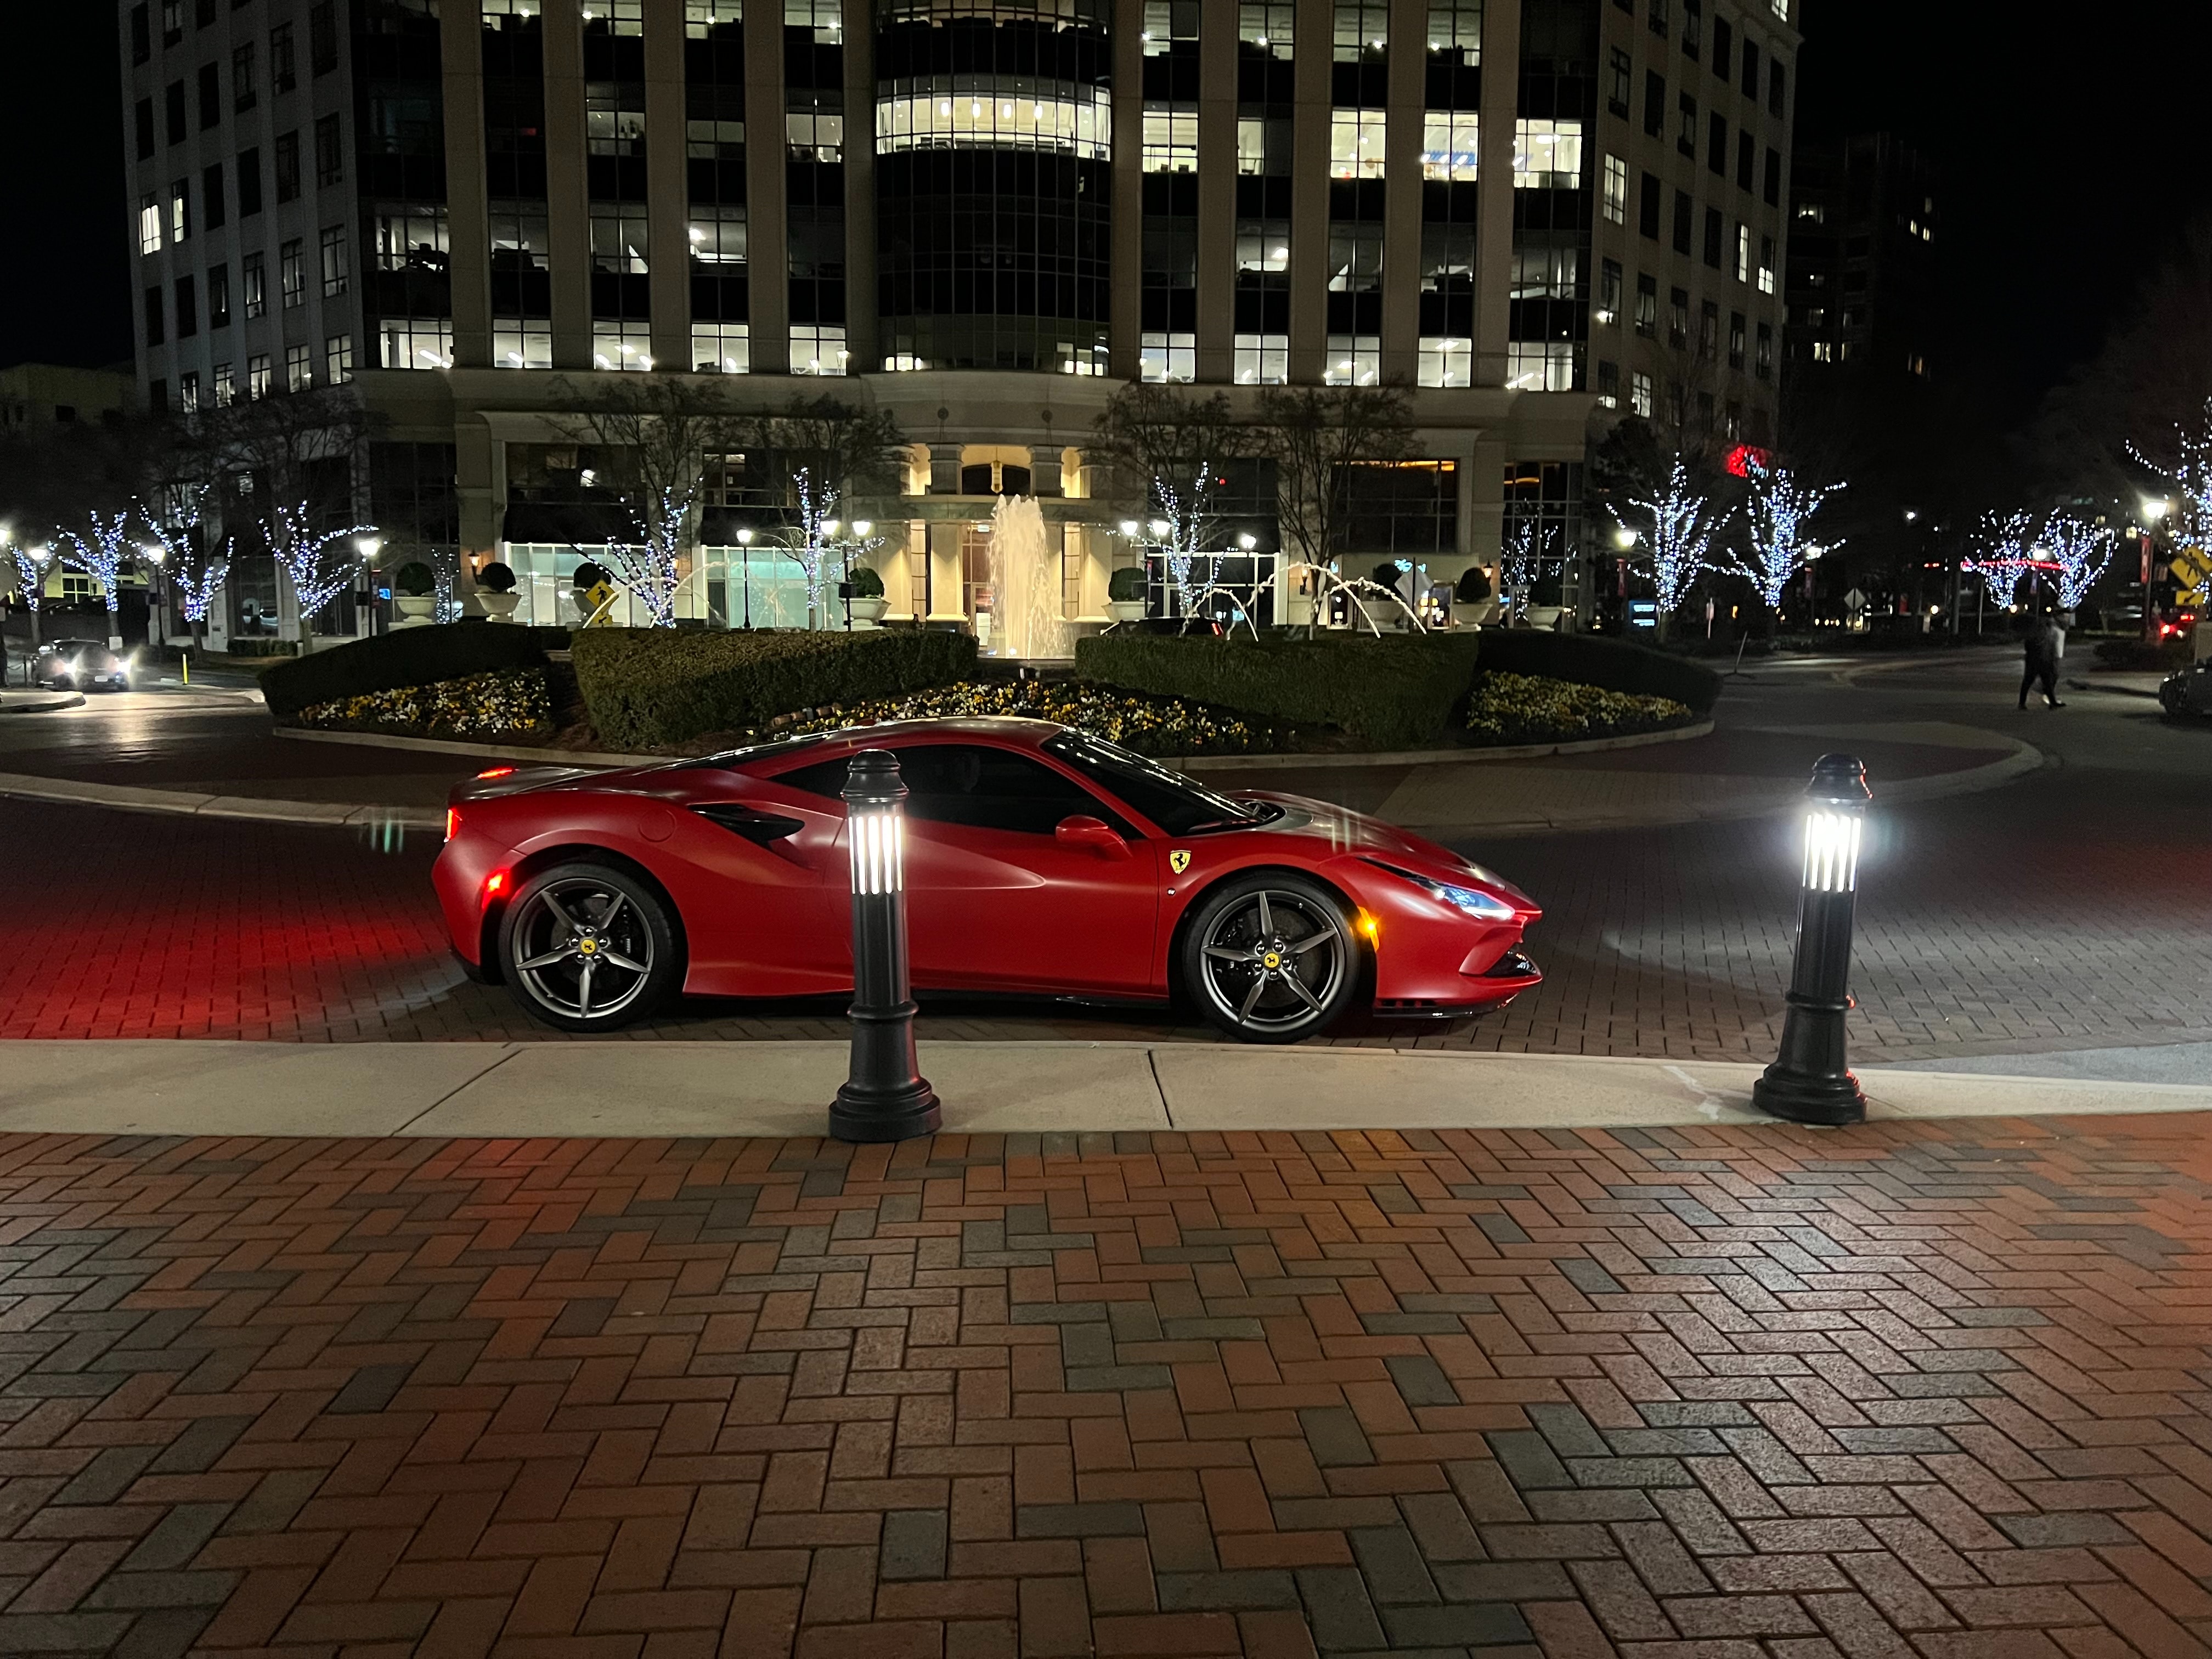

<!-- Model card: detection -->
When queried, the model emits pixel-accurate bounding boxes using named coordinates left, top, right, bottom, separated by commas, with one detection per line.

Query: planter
left=848, top=596, right=889, bottom=627
left=1522, top=605, right=1566, bottom=631
left=1107, top=599, right=1147, bottom=624
left=394, top=595, right=437, bottom=628
left=1356, top=597, right=1403, bottom=632
left=478, top=591, right=522, bottom=623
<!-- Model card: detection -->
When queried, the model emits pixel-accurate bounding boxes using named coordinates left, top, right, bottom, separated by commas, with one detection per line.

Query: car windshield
left=1041, top=730, right=1278, bottom=836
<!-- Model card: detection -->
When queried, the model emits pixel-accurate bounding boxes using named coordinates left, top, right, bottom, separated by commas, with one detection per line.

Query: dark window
left=1643, top=70, right=1664, bottom=137
left=198, top=62, right=220, bottom=127
left=1668, top=286, right=1687, bottom=347
left=1608, top=48, right=1630, bottom=117
left=1699, top=298, right=1718, bottom=359
left=165, top=81, right=187, bottom=144
left=314, top=114, right=342, bottom=185
left=1672, top=188, right=1692, bottom=254
left=309, top=0, right=337, bottom=75
left=1677, top=92, right=1696, bottom=156
left=274, top=130, right=300, bottom=201
left=175, top=274, right=198, bottom=337
left=785, top=744, right=1121, bottom=837
left=1708, top=112, right=1726, bottom=174
left=144, top=286, right=166, bottom=346
left=238, top=146, right=262, bottom=214
left=1736, top=130, right=1754, bottom=190
left=1764, top=146, right=1781, bottom=206
left=196, top=0, right=215, bottom=24
left=208, top=262, right=230, bottom=327
left=162, top=0, right=182, bottom=44
left=234, top=41, right=256, bottom=110
left=1703, top=206, right=1723, bottom=266
left=202, top=161, right=225, bottom=228
left=1634, top=271, right=1657, bottom=336
left=1600, top=257, right=1622, bottom=319
left=135, top=97, right=156, bottom=159
left=1598, top=359, right=1620, bottom=405
left=1742, top=39, right=1758, bottom=96
left=1639, top=171, right=1661, bottom=239
left=270, top=21, right=296, bottom=91
left=1649, top=0, right=1667, bottom=37
left=1768, top=59, right=1785, bottom=117
left=150, top=379, right=168, bottom=412
left=1728, top=309, right=1745, bottom=369
left=131, top=3, right=151, bottom=64
left=1713, top=17, right=1731, bottom=76
left=1683, top=0, right=1701, bottom=57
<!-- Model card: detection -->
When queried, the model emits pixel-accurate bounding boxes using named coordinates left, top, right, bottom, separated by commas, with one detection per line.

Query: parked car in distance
left=2159, top=659, right=2212, bottom=719
left=31, top=641, right=132, bottom=691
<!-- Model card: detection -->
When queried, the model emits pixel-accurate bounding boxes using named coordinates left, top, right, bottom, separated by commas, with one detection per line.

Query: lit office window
left=1513, top=119, right=1582, bottom=188
left=1420, top=112, right=1477, bottom=180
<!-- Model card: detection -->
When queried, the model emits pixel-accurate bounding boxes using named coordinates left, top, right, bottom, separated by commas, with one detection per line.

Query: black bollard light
left=1752, top=753, right=1871, bottom=1126
left=830, top=749, right=942, bottom=1142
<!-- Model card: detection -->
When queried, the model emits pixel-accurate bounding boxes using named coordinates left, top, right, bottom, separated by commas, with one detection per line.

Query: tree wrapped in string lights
left=1499, top=520, right=1548, bottom=620
left=2, top=540, right=53, bottom=663
left=138, top=491, right=228, bottom=653
left=595, top=487, right=689, bottom=629
left=1733, top=463, right=1845, bottom=612
left=1621, top=460, right=1727, bottom=637
left=58, top=509, right=136, bottom=647
left=2035, top=512, right=2117, bottom=612
left=2130, top=397, right=2212, bottom=557
left=1967, top=510, right=2034, bottom=612
left=262, top=503, right=377, bottom=628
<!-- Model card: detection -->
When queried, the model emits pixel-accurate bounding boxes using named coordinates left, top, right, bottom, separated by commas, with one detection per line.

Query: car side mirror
left=1055, top=815, right=1130, bottom=860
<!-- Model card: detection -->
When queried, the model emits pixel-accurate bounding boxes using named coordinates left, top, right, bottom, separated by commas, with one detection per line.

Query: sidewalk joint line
left=390, top=1045, right=523, bottom=1135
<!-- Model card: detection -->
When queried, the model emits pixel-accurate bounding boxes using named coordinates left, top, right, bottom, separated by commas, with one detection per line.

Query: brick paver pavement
left=8, top=1119, right=2212, bottom=1658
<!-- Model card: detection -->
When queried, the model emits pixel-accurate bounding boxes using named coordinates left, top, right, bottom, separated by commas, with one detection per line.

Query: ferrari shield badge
left=1168, top=849, right=1192, bottom=875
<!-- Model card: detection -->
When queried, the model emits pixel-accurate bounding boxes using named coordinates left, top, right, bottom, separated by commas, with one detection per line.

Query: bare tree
left=744, top=395, right=906, bottom=628
left=1090, top=386, right=1257, bottom=616
left=1257, top=385, right=1419, bottom=588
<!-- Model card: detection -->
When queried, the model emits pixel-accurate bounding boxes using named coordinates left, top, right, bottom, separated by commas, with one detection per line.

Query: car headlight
left=1365, top=859, right=1517, bottom=921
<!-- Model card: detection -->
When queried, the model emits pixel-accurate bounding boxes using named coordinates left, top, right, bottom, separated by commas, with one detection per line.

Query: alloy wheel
left=1197, top=886, right=1348, bottom=1035
left=508, top=876, right=657, bottom=1022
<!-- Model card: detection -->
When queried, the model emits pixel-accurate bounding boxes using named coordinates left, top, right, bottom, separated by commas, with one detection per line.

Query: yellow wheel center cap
left=579, top=939, right=597, bottom=955
left=1262, top=951, right=1281, bottom=970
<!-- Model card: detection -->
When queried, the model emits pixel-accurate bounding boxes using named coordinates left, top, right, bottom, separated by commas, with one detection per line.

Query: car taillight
left=445, top=806, right=460, bottom=842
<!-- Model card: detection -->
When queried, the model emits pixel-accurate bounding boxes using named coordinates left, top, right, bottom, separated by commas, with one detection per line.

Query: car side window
left=775, top=744, right=1131, bottom=837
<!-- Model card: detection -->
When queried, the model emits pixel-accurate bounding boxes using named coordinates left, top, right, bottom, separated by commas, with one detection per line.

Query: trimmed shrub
left=1471, top=629, right=1722, bottom=715
left=1465, top=672, right=1692, bottom=746
left=393, top=561, right=435, bottom=596
left=1454, top=566, right=1492, bottom=603
left=293, top=668, right=554, bottom=741
left=478, top=561, right=518, bottom=594
left=261, top=622, right=568, bottom=720
left=1076, top=631, right=1482, bottom=750
left=1108, top=565, right=1146, bottom=602
left=572, top=627, right=979, bottom=751
left=849, top=564, right=885, bottom=599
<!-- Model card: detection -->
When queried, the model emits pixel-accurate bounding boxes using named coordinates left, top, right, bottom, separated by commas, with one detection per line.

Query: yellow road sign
left=2171, top=546, right=2212, bottom=587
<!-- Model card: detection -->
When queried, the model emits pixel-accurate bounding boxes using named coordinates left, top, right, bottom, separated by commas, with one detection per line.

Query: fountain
left=986, top=494, right=1071, bottom=660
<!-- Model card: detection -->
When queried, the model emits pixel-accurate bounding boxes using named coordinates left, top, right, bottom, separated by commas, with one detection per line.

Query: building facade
left=120, top=0, right=1796, bottom=639
left=0, top=364, right=139, bottom=432
left=1782, top=132, right=1936, bottom=382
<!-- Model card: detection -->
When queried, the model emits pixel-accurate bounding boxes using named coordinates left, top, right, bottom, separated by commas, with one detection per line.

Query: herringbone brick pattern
left=3, top=1119, right=2212, bottom=1658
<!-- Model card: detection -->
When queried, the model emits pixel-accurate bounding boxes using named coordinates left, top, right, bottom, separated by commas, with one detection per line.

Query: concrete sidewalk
left=4, top=1038, right=2207, bottom=1139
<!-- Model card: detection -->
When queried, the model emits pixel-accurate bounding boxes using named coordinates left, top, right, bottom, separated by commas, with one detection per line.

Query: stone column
left=542, top=0, right=592, bottom=371
left=926, top=520, right=966, bottom=623
left=745, top=0, right=789, bottom=373
left=1194, top=0, right=1237, bottom=384
left=1473, top=2, right=1520, bottom=388
left=441, top=1, right=493, bottom=369
left=644, top=0, right=690, bottom=372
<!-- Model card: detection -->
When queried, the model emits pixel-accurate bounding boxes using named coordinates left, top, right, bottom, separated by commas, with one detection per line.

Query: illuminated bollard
left=1752, top=754, right=1870, bottom=1126
left=829, top=749, right=943, bottom=1143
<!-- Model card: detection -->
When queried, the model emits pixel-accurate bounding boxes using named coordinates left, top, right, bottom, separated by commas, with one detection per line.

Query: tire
left=496, top=861, right=683, bottom=1032
left=1180, top=872, right=1362, bottom=1043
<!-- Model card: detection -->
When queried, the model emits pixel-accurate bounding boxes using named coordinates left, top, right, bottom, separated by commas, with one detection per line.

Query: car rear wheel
left=497, top=862, right=682, bottom=1032
left=1181, top=873, right=1360, bottom=1043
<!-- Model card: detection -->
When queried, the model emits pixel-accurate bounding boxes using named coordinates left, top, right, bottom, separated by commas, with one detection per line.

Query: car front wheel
left=497, top=861, right=682, bottom=1031
left=1181, top=873, right=1361, bottom=1043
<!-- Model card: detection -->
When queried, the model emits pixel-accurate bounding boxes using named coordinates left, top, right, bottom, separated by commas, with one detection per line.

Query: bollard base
left=830, top=1076, right=941, bottom=1143
left=1751, top=1065, right=1866, bottom=1126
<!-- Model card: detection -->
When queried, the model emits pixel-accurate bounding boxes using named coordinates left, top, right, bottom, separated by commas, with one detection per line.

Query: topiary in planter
left=1108, top=565, right=1147, bottom=603
left=394, top=561, right=436, bottom=597
left=478, top=561, right=518, bottom=594
left=1454, top=566, right=1492, bottom=603
left=572, top=561, right=609, bottom=591
left=1370, top=561, right=1404, bottom=592
left=848, top=563, right=885, bottom=599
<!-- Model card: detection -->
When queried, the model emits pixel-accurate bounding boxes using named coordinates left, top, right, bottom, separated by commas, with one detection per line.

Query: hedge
left=1470, top=630, right=1722, bottom=715
left=572, top=627, right=978, bottom=751
left=1075, top=632, right=1483, bottom=750
left=261, top=623, right=569, bottom=720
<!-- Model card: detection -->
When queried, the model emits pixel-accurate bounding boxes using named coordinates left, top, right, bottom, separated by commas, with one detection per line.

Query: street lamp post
left=2140, top=497, right=2169, bottom=645
left=830, top=749, right=942, bottom=1143
left=1752, top=754, right=1871, bottom=1126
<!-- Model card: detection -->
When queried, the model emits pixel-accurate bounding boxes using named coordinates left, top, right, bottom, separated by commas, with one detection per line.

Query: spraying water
left=987, top=494, right=1071, bottom=660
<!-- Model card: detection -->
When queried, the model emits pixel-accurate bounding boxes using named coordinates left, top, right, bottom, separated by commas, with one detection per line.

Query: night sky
left=5, top=0, right=2208, bottom=436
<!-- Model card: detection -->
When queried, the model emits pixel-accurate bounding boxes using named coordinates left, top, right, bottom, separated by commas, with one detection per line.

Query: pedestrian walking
left=2019, top=611, right=2065, bottom=709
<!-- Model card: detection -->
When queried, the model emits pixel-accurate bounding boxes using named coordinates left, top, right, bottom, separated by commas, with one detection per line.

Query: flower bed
left=704, top=678, right=1289, bottom=757
left=292, top=668, right=555, bottom=742
left=1464, top=671, right=1693, bottom=746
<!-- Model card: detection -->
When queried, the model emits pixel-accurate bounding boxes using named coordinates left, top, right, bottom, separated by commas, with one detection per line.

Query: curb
left=0, top=770, right=444, bottom=831
left=1415, top=731, right=2045, bottom=841
left=273, top=718, right=1718, bottom=771
left=0, top=695, right=86, bottom=715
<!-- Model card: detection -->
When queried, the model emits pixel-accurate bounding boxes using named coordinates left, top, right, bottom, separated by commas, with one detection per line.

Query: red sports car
left=433, top=717, right=1542, bottom=1042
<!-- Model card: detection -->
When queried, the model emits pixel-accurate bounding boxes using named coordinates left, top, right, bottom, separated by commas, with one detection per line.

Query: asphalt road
left=2, top=651, right=2207, bottom=1070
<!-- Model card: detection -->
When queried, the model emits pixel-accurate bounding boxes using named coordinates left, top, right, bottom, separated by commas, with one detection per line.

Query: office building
left=121, top=0, right=1796, bottom=641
